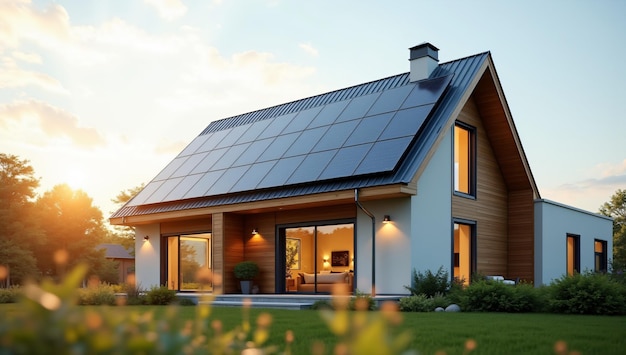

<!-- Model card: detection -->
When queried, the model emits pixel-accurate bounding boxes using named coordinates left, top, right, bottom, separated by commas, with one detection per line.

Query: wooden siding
left=452, top=96, right=509, bottom=277
left=507, top=190, right=534, bottom=282
left=213, top=213, right=245, bottom=294
left=161, top=218, right=211, bottom=235
left=451, top=66, right=538, bottom=282
left=225, top=204, right=357, bottom=293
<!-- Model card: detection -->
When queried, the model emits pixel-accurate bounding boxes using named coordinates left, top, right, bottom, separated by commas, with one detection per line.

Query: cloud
left=299, top=42, right=319, bottom=57
left=144, top=0, right=188, bottom=21
left=541, top=159, right=626, bottom=212
left=0, top=56, right=67, bottom=93
left=0, top=99, right=105, bottom=148
left=0, top=0, right=71, bottom=49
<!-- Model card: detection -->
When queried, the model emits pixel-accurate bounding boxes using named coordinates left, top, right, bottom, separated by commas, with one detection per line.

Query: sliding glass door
left=165, top=233, right=212, bottom=291
left=279, top=221, right=354, bottom=294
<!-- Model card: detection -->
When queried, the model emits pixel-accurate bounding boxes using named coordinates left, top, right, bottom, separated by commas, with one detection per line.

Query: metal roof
left=97, top=243, right=134, bottom=259
left=111, top=52, right=489, bottom=219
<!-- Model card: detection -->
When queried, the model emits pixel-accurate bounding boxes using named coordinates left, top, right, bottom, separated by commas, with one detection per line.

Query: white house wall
left=411, top=127, right=453, bottom=277
left=355, top=197, right=412, bottom=295
left=135, top=224, right=161, bottom=289
left=534, top=199, right=613, bottom=286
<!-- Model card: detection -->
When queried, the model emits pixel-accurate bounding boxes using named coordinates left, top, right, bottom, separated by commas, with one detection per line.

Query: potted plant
left=234, top=261, right=259, bottom=294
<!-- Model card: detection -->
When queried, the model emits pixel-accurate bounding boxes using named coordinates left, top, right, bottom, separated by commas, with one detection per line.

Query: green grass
left=1, top=303, right=625, bottom=354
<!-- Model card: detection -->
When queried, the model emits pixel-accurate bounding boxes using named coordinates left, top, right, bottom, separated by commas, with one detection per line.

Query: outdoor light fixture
left=144, top=235, right=150, bottom=241
left=383, top=215, right=391, bottom=223
left=251, top=228, right=259, bottom=235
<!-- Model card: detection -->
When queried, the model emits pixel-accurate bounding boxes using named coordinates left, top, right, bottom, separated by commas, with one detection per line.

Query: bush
left=349, top=290, right=376, bottom=311
left=146, top=285, right=177, bottom=305
left=119, top=282, right=147, bottom=305
left=461, top=279, right=539, bottom=313
left=405, top=266, right=450, bottom=297
left=77, top=283, right=116, bottom=305
left=0, top=287, right=20, bottom=303
left=546, top=271, right=626, bottom=315
left=399, top=294, right=433, bottom=312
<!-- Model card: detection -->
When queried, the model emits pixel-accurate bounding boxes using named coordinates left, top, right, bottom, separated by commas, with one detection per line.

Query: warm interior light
left=251, top=228, right=258, bottom=235
left=143, top=235, right=150, bottom=241
left=383, top=215, right=391, bottom=223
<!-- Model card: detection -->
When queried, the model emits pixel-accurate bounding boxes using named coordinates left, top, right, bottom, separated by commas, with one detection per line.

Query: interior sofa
left=295, top=271, right=353, bottom=293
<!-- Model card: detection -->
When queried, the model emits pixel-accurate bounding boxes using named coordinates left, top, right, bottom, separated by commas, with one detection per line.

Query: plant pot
left=240, top=280, right=253, bottom=294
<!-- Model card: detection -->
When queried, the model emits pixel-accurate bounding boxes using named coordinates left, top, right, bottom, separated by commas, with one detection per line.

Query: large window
left=594, top=239, right=607, bottom=273
left=165, top=233, right=212, bottom=291
left=567, top=234, right=580, bottom=276
left=453, top=221, right=476, bottom=285
left=454, top=123, right=475, bottom=196
left=278, top=221, right=354, bottom=294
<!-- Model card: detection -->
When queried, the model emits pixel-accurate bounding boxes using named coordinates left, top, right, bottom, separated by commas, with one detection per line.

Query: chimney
left=409, top=43, right=439, bottom=82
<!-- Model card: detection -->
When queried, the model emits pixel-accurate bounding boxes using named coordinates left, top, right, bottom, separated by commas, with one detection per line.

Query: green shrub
left=405, top=266, right=450, bottom=297
left=146, top=285, right=177, bottom=305
left=119, top=282, right=147, bottom=305
left=461, top=279, right=539, bottom=313
left=546, top=271, right=626, bottom=315
left=349, top=290, right=376, bottom=311
left=0, top=287, right=20, bottom=303
left=430, top=292, right=452, bottom=309
left=310, top=299, right=333, bottom=310
left=398, top=294, right=433, bottom=312
left=77, top=283, right=116, bottom=305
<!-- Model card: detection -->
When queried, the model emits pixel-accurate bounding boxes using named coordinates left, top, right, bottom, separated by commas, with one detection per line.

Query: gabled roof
left=97, top=243, right=134, bottom=259
left=111, top=50, right=517, bottom=221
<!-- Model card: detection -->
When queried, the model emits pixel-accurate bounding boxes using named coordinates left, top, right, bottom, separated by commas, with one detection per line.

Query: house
left=110, top=43, right=612, bottom=295
left=97, top=243, right=134, bottom=284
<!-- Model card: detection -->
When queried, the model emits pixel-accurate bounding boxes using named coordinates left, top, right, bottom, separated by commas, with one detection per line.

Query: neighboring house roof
left=97, top=243, right=134, bottom=259
left=111, top=49, right=536, bottom=221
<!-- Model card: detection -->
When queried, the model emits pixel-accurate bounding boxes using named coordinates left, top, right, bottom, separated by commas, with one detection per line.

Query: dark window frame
left=594, top=239, right=608, bottom=273
left=451, top=218, right=477, bottom=284
left=566, top=234, right=581, bottom=276
left=160, top=231, right=212, bottom=292
left=275, top=218, right=355, bottom=294
left=453, top=122, right=477, bottom=199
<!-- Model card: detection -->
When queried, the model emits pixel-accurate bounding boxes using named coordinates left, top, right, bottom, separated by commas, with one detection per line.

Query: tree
left=0, top=154, right=44, bottom=285
left=599, top=189, right=626, bottom=270
left=107, top=184, right=144, bottom=251
left=35, top=184, right=108, bottom=279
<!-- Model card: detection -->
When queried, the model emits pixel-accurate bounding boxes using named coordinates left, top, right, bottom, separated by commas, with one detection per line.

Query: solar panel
left=134, top=73, right=452, bottom=205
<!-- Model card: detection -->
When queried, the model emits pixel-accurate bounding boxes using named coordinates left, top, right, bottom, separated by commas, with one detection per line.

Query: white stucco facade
left=135, top=224, right=161, bottom=289
left=412, top=128, right=453, bottom=276
left=534, top=199, right=613, bottom=286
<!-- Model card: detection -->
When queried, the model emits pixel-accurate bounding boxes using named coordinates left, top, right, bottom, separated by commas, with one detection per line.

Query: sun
left=65, top=168, right=87, bottom=190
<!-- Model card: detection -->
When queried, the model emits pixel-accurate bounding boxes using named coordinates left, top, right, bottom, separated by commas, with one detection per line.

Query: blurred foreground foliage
left=0, top=264, right=413, bottom=355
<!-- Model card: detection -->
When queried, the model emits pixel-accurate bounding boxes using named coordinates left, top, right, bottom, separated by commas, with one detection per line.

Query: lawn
left=2, top=303, right=624, bottom=354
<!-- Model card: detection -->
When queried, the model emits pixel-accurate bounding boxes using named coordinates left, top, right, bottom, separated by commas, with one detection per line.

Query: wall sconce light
left=251, top=228, right=259, bottom=235
left=323, top=257, right=329, bottom=264
left=383, top=215, right=391, bottom=223
left=143, top=235, right=150, bottom=242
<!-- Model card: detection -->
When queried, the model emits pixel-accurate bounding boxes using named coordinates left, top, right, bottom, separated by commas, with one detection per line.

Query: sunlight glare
left=65, top=169, right=87, bottom=190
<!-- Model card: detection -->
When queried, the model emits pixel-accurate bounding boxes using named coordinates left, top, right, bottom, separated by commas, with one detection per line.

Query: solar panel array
left=129, top=74, right=453, bottom=206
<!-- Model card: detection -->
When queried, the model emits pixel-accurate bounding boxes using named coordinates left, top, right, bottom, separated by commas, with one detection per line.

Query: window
left=594, top=239, right=607, bottom=273
left=164, top=233, right=212, bottom=291
left=566, top=234, right=580, bottom=276
left=278, top=221, right=354, bottom=294
left=453, top=221, right=476, bottom=285
left=454, top=123, right=475, bottom=196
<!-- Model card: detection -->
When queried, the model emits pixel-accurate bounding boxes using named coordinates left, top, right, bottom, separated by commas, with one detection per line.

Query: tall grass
left=2, top=304, right=624, bottom=354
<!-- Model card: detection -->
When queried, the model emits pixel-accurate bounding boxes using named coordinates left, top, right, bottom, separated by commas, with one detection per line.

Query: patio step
left=177, top=293, right=402, bottom=310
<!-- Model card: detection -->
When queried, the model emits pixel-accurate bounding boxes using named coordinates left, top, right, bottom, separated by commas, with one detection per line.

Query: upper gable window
left=454, top=123, right=476, bottom=196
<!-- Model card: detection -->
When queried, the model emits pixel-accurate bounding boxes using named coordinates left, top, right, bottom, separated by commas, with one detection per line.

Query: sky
left=1, top=0, right=625, bottom=221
